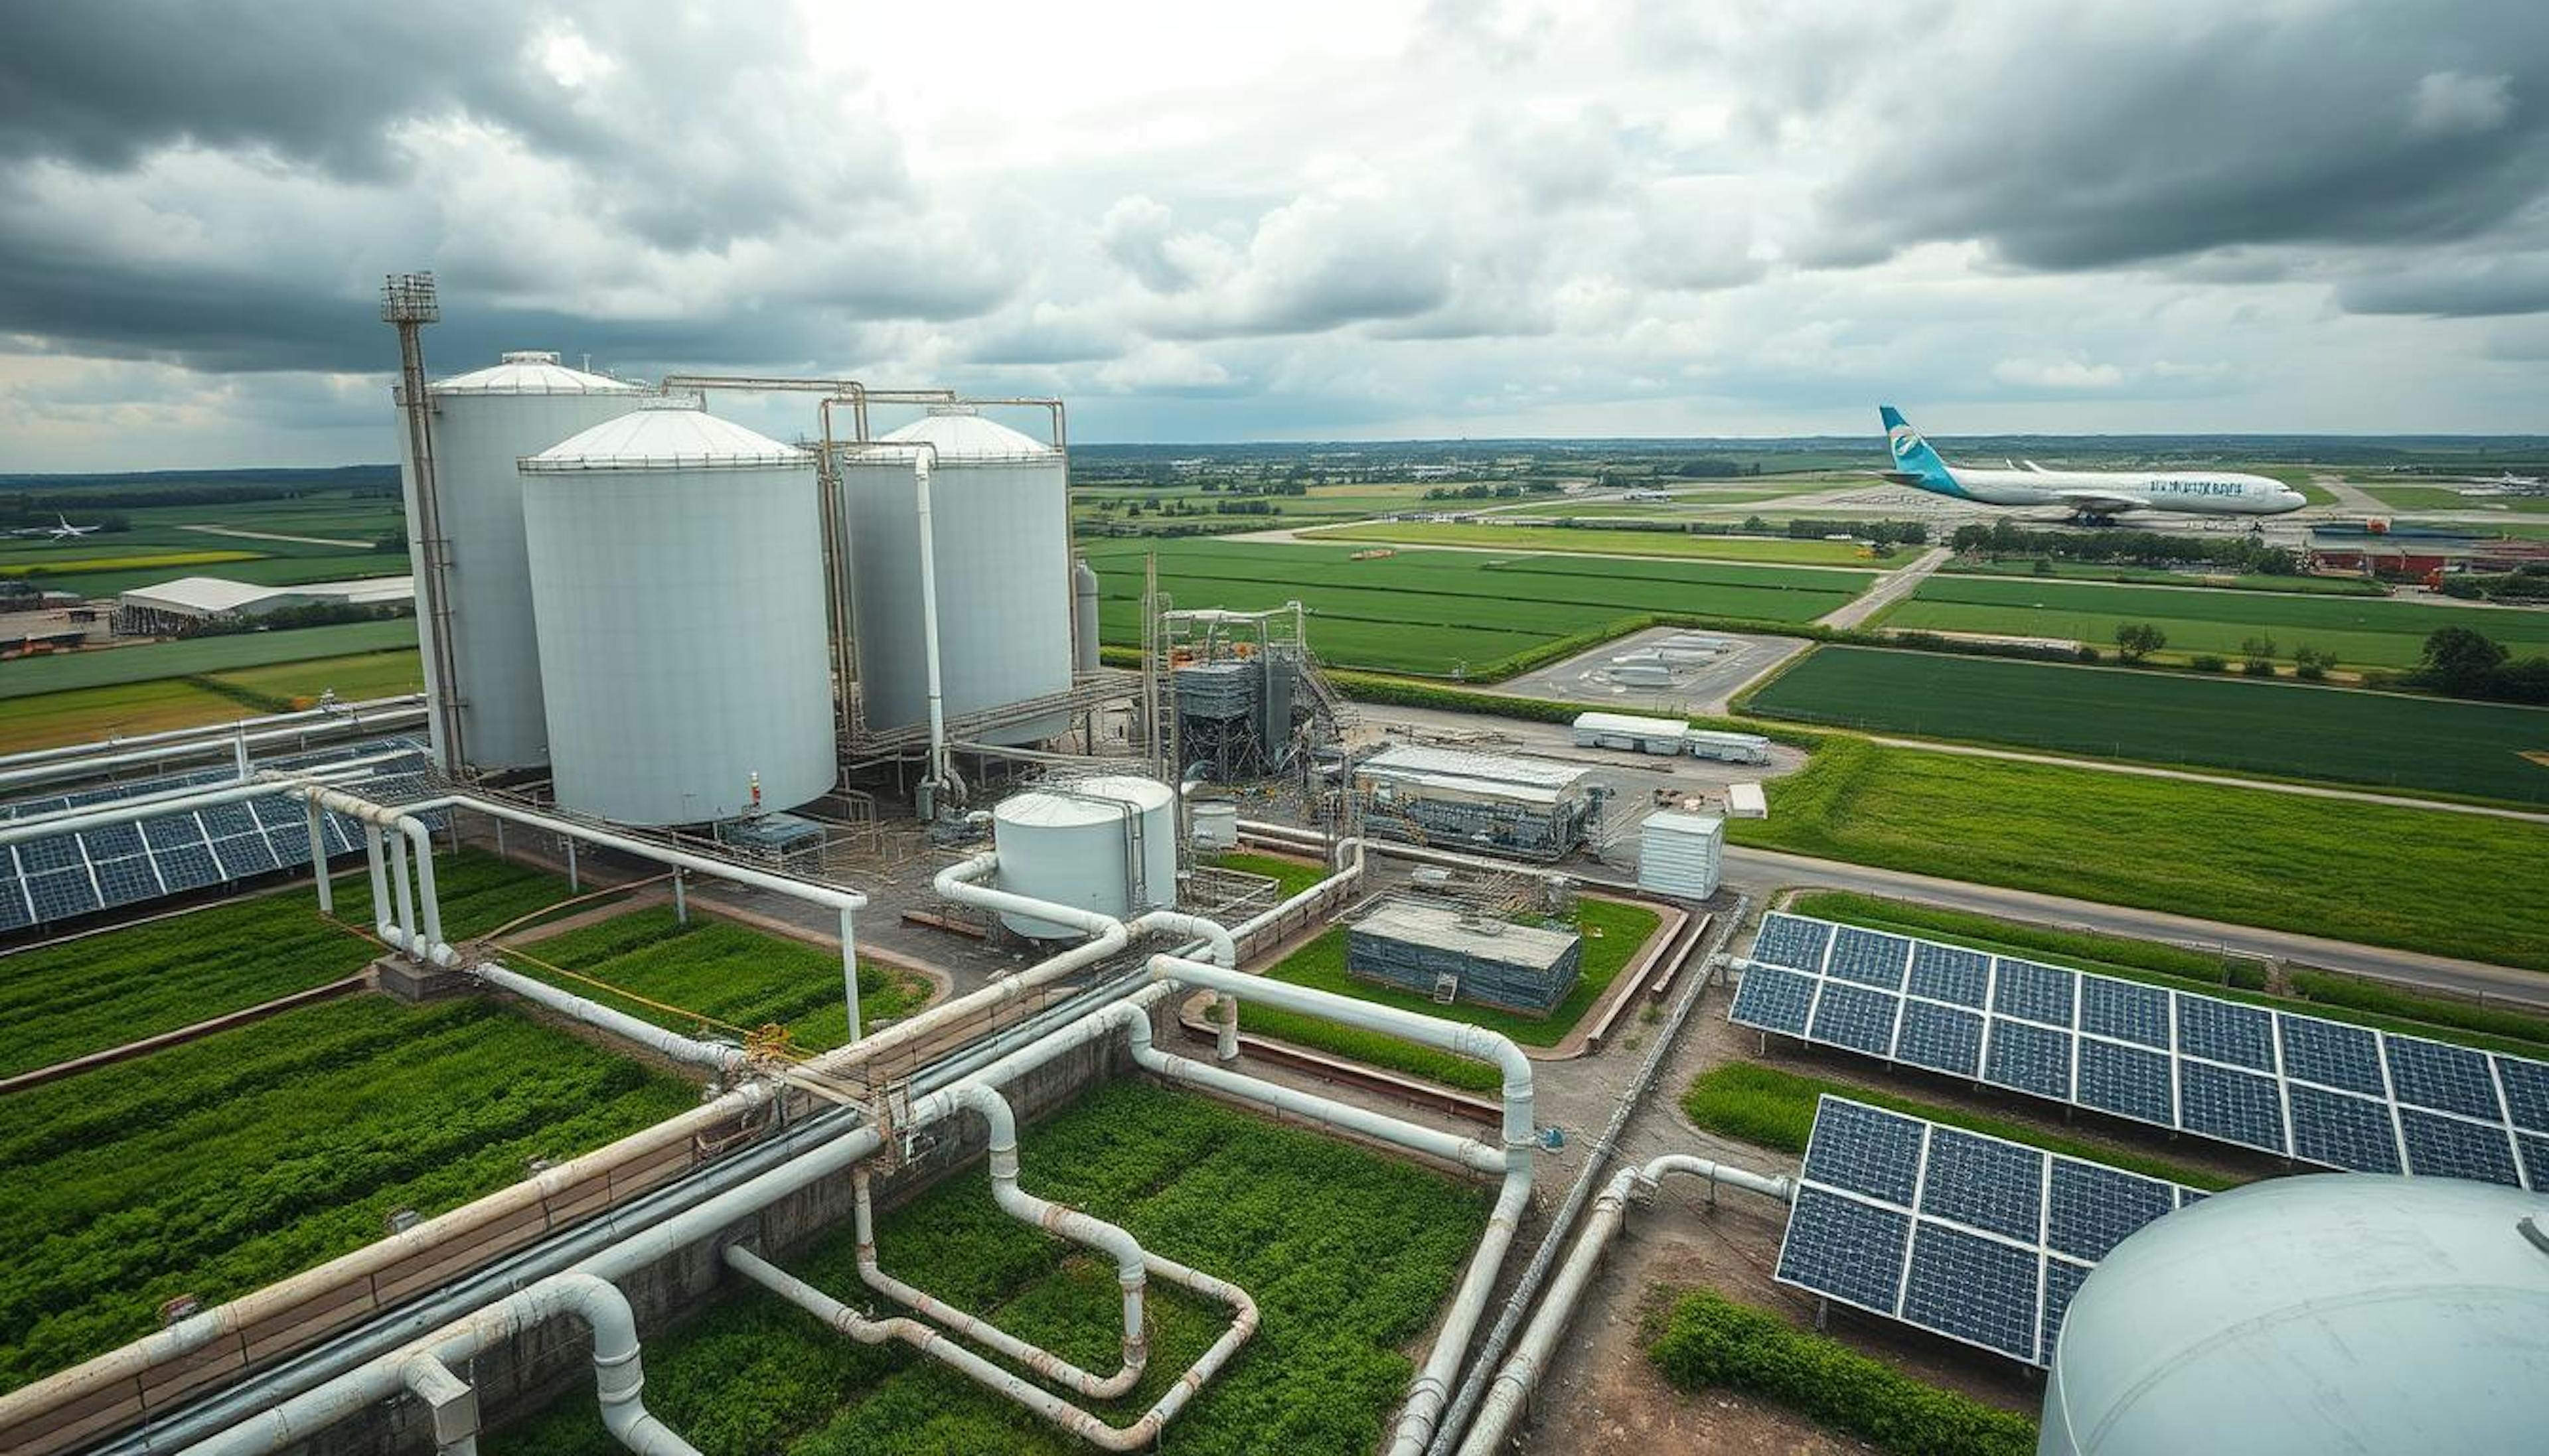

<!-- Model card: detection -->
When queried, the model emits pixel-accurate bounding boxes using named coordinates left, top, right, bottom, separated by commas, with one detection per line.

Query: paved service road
left=1815, top=545, right=1949, bottom=629
left=1722, top=844, right=2549, bottom=1011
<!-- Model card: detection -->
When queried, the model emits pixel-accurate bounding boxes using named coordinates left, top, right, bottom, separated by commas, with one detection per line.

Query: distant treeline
left=1948, top=521, right=2299, bottom=575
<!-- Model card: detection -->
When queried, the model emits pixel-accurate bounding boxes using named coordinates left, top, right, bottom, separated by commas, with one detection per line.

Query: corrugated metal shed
left=1572, top=711, right=1688, bottom=755
left=1638, top=810, right=1725, bottom=899
left=1357, top=745, right=1590, bottom=794
left=119, top=575, right=415, bottom=619
left=1687, top=728, right=1772, bottom=764
left=1347, top=897, right=1584, bottom=1014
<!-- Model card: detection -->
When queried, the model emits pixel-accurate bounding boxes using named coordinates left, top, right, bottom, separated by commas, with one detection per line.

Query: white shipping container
left=1727, top=782, right=1768, bottom=818
left=1638, top=810, right=1725, bottom=899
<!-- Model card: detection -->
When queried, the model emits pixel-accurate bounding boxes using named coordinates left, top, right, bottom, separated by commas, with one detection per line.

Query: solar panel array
left=1730, top=911, right=2546, bottom=1192
left=1774, top=1094, right=2202, bottom=1366
left=0, top=739, right=440, bottom=932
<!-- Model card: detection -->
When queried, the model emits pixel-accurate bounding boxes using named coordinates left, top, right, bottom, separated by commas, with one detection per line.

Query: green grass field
left=1744, top=645, right=2549, bottom=802
left=1730, top=738, right=2549, bottom=971
left=2361, top=485, right=2549, bottom=514
left=0, top=648, right=423, bottom=752
left=1303, top=520, right=1879, bottom=565
left=1936, top=556, right=2387, bottom=595
left=503, top=907, right=933, bottom=1053
left=1241, top=900, right=1661, bottom=1089
left=0, top=619, right=417, bottom=698
left=1876, top=573, right=2549, bottom=667
left=1082, top=538, right=1868, bottom=676
left=494, top=1081, right=1488, bottom=1456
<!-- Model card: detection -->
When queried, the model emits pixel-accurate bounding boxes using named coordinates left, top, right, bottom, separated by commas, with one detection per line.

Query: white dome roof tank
left=988, top=775, right=1178, bottom=938
left=2041, top=1173, right=2549, bottom=1456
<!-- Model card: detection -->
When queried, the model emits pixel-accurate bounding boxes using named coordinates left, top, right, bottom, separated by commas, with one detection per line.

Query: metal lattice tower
left=382, top=272, right=467, bottom=773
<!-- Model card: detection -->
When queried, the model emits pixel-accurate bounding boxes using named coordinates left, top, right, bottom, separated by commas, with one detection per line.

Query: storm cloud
left=0, top=0, right=2543, bottom=469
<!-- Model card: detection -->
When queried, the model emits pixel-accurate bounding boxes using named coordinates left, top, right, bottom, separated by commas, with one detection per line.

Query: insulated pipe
left=724, top=1244, right=1254, bottom=1455
left=1455, top=1156, right=1793, bottom=1456
left=362, top=824, right=393, bottom=943
left=0, top=694, right=422, bottom=772
left=1142, top=952, right=1533, bottom=1456
left=179, top=1272, right=696, bottom=1456
left=386, top=830, right=418, bottom=958
left=0, top=705, right=428, bottom=792
left=305, top=800, right=331, bottom=917
left=470, top=962, right=747, bottom=1072
left=397, top=1354, right=477, bottom=1456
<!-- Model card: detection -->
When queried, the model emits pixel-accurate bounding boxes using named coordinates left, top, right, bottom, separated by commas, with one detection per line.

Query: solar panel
left=1808, top=982, right=1902, bottom=1058
left=1751, top=913, right=1833, bottom=972
left=1826, top=927, right=1912, bottom=988
left=2518, top=1135, right=2549, bottom=1189
left=207, top=832, right=281, bottom=879
left=2396, top=1108, right=2521, bottom=1187
left=89, top=854, right=163, bottom=909
left=140, top=812, right=210, bottom=853
left=1729, top=912, right=2546, bottom=1192
left=17, top=835, right=84, bottom=873
left=80, top=821, right=146, bottom=859
left=196, top=801, right=260, bottom=838
left=23, top=867, right=100, bottom=922
left=1774, top=1096, right=2202, bottom=1368
left=151, top=843, right=225, bottom=892
left=1729, top=964, right=1816, bottom=1035
left=0, top=857, right=32, bottom=932
left=1894, top=1001, right=1984, bottom=1078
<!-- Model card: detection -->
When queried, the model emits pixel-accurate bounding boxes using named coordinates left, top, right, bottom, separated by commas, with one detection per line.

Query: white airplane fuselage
left=1930, top=465, right=2303, bottom=517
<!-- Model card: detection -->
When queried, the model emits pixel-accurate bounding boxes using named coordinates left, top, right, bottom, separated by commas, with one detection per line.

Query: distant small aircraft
left=2493, top=471, right=2542, bottom=488
left=7, top=514, right=103, bottom=542
left=1875, top=406, right=2306, bottom=523
left=1619, top=487, right=1673, bottom=503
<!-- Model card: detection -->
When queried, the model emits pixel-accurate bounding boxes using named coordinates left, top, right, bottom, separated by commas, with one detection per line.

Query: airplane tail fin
left=1878, top=405, right=1960, bottom=495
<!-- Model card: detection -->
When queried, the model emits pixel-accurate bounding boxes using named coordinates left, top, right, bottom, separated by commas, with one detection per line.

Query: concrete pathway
left=1814, top=546, right=1950, bottom=629
left=179, top=524, right=374, bottom=549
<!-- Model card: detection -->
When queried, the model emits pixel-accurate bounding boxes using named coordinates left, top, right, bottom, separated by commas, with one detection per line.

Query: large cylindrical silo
left=518, top=399, right=836, bottom=826
left=988, top=775, right=1178, bottom=938
left=840, top=409, right=1071, bottom=745
left=396, top=350, right=650, bottom=770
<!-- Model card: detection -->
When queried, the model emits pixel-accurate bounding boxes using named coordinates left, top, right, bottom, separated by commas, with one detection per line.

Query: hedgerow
left=491, top=1081, right=1490, bottom=1455
left=1646, top=1289, right=2037, bottom=1456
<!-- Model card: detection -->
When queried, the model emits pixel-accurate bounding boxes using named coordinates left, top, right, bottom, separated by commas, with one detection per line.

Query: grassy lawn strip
left=492, top=1082, right=1490, bottom=1455
left=1647, top=1289, right=2037, bottom=1456
left=1733, top=737, right=2549, bottom=973
left=0, top=995, right=694, bottom=1392
left=1682, top=1062, right=2235, bottom=1191
left=1238, top=901, right=1662, bottom=1090
left=0, top=619, right=418, bottom=698
left=1790, top=891, right=2549, bottom=1058
left=1207, top=850, right=1330, bottom=899
left=1304, top=520, right=1879, bottom=566
left=1742, top=645, right=2549, bottom=805
left=1786, top=891, right=2270, bottom=991
left=499, top=907, right=933, bottom=1054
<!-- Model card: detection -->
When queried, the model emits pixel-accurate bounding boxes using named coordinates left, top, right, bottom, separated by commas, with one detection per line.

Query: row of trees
left=1950, top=520, right=2299, bottom=575
left=2409, top=628, right=2549, bottom=705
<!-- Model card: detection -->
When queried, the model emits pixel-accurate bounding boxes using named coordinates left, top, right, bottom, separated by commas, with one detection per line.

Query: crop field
left=1745, top=646, right=2549, bottom=802
left=1730, top=738, right=2549, bottom=971
left=495, top=1080, right=1487, bottom=1455
left=1304, top=520, right=1879, bottom=565
left=502, top=907, right=933, bottom=1053
left=0, top=619, right=417, bottom=699
left=0, top=549, right=264, bottom=578
left=0, top=648, right=423, bottom=752
left=1241, top=899, right=1661, bottom=1090
left=1936, top=557, right=2386, bottom=595
left=1875, top=575, right=2549, bottom=667
left=1083, top=538, right=1869, bottom=676
left=0, top=850, right=572, bottom=1079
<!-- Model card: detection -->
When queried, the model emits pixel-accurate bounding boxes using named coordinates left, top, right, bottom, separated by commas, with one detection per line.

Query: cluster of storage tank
left=398, top=354, right=1077, bottom=827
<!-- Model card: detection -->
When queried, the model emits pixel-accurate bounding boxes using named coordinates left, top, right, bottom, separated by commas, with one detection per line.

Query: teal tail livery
left=1872, top=405, right=2307, bottom=522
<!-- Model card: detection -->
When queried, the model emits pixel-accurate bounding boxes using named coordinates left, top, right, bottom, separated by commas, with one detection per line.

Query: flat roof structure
left=118, top=575, right=414, bottom=620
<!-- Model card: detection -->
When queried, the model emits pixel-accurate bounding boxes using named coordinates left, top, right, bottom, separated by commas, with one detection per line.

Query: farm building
left=1571, top=710, right=1687, bottom=755
left=1346, top=895, right=1584, bottom=1013
left=114, top=575, right=414, bottom=634
left=1352, top=744, right=1602, bottom=861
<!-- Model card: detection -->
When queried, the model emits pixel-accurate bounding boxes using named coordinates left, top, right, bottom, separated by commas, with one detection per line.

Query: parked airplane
left=1619, top=487, right=1673, bottom=503
left=7, top=515, right=104, bottom=542
left=1876, top=406, right=2305, bottom=522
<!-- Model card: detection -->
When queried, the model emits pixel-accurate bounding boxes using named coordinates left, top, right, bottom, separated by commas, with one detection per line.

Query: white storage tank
left=840, top=407, right=1071, bottom=745
left=1637, top=810, right=1725, bottom=899
left=990, top=775, right=1177, bottom=938
left=397, top=350, right=650, bottom=770
left=2041, top=1175, right=2549, bottom=1456
left=518, top=399, right=836, bottom=826
left=1192, top=800, right=1239, bottom=851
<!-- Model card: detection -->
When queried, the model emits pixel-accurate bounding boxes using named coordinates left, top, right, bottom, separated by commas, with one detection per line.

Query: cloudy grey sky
left=1, top=0, right=2544, bottom=468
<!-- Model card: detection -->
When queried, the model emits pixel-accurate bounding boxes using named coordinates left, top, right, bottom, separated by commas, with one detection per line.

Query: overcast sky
left=1, top=0, right=2544, bottom=469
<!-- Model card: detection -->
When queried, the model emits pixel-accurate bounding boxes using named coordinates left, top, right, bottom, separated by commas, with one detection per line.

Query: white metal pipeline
left=1142, top=950, right=1533, bottom=1456
left=1455, top=1155, right=1794, bottom=1456
left=179, top=1271, right=694, bottom=1456
left=724, top=1242, right=1255, bottom=1454
left=469, top=962, right=747, bottom=1072
left=0, top=697, right=425, bottom=788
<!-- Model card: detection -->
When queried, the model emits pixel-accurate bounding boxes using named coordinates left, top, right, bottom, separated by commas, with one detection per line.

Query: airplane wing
left=2047, top=488, right=2145, bottom=514
left=2022, top=460, right=2050, bottom=473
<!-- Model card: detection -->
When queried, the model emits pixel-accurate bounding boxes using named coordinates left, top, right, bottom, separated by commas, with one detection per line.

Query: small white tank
left=1192, top=800, right=1239, bottom=851
left=990, top=776, right=1178, bottom=938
